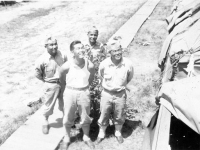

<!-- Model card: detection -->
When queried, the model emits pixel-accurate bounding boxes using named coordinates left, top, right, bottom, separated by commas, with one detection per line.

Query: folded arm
left=35, top=59, right=45, bottom=82
left=88, top=60, right=95, bottom=85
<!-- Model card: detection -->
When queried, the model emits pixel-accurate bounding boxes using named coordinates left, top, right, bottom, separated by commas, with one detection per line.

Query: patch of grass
left=0, top=104, right=42, bottom=146
left=0, top=114, right=27, bottom=146
left=0, top=1, right=18, bottom=6
left=125, top=0, right=174, bottom=129
left=135, top=72, right=160, bottom=99
left=22, top=8, right=51, bottom=19
left=5, top=86, right=15, bottom=94
left=4, top=114, right=9, bottom=118
left=125, top=71, right=160, bottom=128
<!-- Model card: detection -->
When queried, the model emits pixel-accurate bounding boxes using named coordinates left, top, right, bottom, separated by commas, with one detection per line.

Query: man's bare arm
left=126, top=64, right=134, bottom=92
left=127, top=65, right=134, bottom=84
left=98, top=61, right=105, bottom=85
left=59, top=62, right=70, bottom=95
left=88, top=60, right=95, bottom=85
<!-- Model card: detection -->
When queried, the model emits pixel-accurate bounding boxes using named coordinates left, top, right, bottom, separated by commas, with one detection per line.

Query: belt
left=103, top=88, right=125, bottom=94
left=46, top=80, right=60, bottom=84
left=66, top=85, right=89, bottom=91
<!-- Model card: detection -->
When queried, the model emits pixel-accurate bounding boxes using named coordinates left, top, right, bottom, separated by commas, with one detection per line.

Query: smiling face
left=87, top=30, right=98, bottom=45
left=46, top=38, right=58, bottom=57
left=73, top=43, right=85, bottom=59
left=110, top=48, right=123, bottom=61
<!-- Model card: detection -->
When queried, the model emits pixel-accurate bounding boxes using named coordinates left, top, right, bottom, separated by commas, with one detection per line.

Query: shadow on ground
left=49, top=118, right=63, bottom=129
left=67, top=118, right=142, bottom=143
left=90, top=119, right=141, bottom=141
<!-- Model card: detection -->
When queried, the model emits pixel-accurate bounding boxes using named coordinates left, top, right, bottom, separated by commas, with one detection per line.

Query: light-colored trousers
left=43, top=82, right=63, bottom=116
left=98, top=90, right=127, bottom=127
left=63, top=88, right=92, bottom=127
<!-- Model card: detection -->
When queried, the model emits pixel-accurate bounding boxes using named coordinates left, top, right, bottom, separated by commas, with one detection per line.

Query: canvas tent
left=142, top=1, right=200, bottom=149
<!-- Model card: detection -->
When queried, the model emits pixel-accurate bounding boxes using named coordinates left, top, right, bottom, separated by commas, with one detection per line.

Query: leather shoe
left=60, top=142, right=70, bottom=150
left=116, top=136, right=124, bottom=144
left=84, top=140, right=95, bottom=149
left=42, top=125, right=49, bottom=134
left=95, top=137, right=104, bottom=144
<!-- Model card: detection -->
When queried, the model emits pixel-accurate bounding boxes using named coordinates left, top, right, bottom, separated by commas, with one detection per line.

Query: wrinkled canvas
left=158, top=76, right=200, bottom=134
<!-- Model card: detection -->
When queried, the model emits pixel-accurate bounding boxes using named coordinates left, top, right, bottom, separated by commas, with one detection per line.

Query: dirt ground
left=0, top=0, right=173, bottom=149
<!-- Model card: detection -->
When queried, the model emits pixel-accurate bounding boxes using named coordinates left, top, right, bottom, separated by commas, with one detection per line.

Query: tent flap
left=158, top=76, right=200, bottom=134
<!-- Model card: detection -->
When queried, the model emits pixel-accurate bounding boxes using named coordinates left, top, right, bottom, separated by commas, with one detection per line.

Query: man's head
left=45, top=37, right=58, bottom=57
left=87, top=26, right=99, bottom=45
left=108, top=39, right=123, bottom=61
left=70, top=40, right=85, bottom=58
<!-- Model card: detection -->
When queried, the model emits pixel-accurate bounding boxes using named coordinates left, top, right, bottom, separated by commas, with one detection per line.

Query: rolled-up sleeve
left=127, top=64, right=134, bottom=83
left=98, top=61, right=105, bottom=79
left=100, top=44, right=106, bottom=56
left=63, top=52, right=68, bottom=63
left=35, top=59, right=44, bottom=81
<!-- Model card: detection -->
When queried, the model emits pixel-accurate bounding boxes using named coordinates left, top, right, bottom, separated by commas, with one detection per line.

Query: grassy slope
left=0, top=0, right=147, bottom=146
left=127, top=0, right=174, bottom=127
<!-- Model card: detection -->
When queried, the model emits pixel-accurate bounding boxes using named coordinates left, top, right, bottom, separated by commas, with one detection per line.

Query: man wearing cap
left=59, top=40, right=95, bottom=149
left=82, top=26, right=107, bottom=121
left=35, top=36, right=67, bottom=134
left=96, top=39, right=134, bottom=144
left=84, top=26, right=107, bottom=67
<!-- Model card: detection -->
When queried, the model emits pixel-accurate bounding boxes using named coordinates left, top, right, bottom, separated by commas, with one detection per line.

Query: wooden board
left=0, top=102, right=64, bottom=150
left=110, top=0, right=161, bottom=48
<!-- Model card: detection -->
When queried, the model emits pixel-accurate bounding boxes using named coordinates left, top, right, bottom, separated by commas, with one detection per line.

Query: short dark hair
left=70, top=40, right=81, bottom=51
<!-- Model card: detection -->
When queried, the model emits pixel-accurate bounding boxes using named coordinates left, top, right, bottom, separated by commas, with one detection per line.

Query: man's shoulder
left=123, top=57, right=133, bottom=67
left=100, top=57, right=110, bottom=65
left=95, top=41, right=102, bottom=46
left=57, top=50, right=69, bottom=61
left=61, top=60, right=71, bottom=70
left=57, top=50, right=67, bottom=57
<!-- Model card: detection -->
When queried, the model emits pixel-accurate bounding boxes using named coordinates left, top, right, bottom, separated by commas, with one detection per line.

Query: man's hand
left=155, top=96, right=161, bottom=106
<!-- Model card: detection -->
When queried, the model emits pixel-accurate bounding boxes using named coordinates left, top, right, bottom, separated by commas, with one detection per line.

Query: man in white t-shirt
left=59, top=40, right=95, bottom=150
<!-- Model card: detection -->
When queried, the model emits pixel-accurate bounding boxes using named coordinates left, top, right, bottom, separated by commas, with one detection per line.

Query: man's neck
left=89, top=40, right=96, bottom=46
left=73, top=57, right=85, bottom=67
left=111, top=57, right=122, bottom=66
left=47, top=51, right=57, bottom=58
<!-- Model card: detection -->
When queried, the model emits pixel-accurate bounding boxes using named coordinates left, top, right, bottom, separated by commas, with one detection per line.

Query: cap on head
left=45, top=36, right=57, bottom=47
left=88, top=26, right=99, bottom=34
left=107, top=36, right=122, bottom=52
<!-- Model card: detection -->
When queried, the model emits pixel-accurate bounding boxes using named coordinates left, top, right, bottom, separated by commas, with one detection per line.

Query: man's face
left=46, top=39, right=58, bottom=57
left=111, top=48, right=123, bottom=60
left=87, top=30, right=98, bottom=44
left=73, top=43, right=85, bottom=58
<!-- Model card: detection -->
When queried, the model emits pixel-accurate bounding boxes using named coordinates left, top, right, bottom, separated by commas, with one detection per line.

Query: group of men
left=35, top=26, right=134, bottom=150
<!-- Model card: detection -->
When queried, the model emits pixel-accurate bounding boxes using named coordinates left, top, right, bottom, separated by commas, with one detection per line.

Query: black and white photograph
left=0, top=0, right=200, bottom=150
